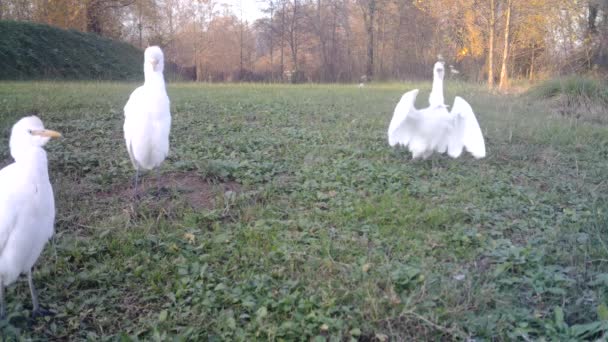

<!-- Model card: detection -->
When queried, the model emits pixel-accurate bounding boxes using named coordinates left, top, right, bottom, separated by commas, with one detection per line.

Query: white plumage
left=428, top=61, right=445, bottom=107
left=0, top=116, right=61, bottom=318
left=388, top=61, right=486, bottom=159
left=124, top=46, right=171, bottom=193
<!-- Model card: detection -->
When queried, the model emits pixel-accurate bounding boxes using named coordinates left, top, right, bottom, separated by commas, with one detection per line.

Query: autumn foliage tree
left=0, top=0, right=605, bottom=85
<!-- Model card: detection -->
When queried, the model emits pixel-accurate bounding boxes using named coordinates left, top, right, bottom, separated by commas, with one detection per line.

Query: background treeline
left=1, top=0, right=607, bottom=86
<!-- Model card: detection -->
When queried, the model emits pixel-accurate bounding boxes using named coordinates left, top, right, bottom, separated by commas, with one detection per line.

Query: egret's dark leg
left=133, top=168, right=140, bottom=198
left=28, top=270, right=51, bottom=318
left=28, top=270, right=39, bottom=314
left=0, top=279, right=5, bottom=319
left=156, top=168, right=162, bottom=195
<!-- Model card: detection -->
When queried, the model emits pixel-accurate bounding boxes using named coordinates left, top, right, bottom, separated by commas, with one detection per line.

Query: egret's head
left=9, top=116, right=61, bottom=159
left=433, top=61, right=445, bottom=80
left=144, top=46, right=165, bottom=73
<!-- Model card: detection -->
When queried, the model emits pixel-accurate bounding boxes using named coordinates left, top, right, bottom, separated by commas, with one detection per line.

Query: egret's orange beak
left=31, top=129, right=62, bottom=138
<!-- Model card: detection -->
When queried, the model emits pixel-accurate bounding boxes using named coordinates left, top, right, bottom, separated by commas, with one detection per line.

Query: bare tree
left=358, top=0, right=376, bottom=81
left=488, top=0, right=496, bottom=88
left=286, top=0, right=300, bottom=80
left=267, top=1, right=275, bottom=80
left=85, top=0, right=135, bottom=35
left=280, top=0, right=286, bottom=80
left=239, top=1, right=244, bottom=78
left=499, top=0, right=512, bottom=90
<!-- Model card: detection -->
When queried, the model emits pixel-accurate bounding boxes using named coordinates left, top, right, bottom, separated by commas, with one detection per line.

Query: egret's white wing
left=0, top=164, right=28, bottom=254
left=124, top=87, right=144, bottom=118
left=155, top=95, right=171, bottom=160
left=388, top=89, right=420, bottom=147
left=449, top=96, right=486, bottom=158
left=123, top=86, right=145, bottom=169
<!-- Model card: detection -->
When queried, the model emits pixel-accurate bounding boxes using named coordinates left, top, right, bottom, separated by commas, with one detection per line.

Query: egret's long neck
left=429, top=74, right=445, bottom=107
left=15, top=147, right=49, bottom=181
left=144, top=69, right=166, bottom=89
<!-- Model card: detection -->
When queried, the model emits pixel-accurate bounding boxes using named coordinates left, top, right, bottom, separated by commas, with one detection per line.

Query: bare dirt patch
left=101, top=171, right=241, bottom=210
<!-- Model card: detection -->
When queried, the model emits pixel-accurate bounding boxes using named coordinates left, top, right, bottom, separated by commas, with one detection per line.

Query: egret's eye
left=28, top=129, right=33, bottom=135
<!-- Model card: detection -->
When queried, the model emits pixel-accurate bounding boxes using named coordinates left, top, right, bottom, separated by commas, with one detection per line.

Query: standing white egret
left=124, top=45, right=171, bottom=196
left=388, top=62, right=486, bottom=160
left=0, top=116, right=61, bottom=318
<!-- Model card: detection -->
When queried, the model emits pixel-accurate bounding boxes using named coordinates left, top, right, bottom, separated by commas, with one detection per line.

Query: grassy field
left=0, top=81, right=607, bottom=340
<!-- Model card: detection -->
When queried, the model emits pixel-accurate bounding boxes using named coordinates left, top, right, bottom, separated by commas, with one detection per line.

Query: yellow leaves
left=457, top=47, right=470, bottom=60
left=464, top=9, right=484, bottom=58
left=183, top=233, right=196, bottom=244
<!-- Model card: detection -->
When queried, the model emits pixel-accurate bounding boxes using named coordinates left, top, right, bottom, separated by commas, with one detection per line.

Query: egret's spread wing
left=388, top=89, right=420, bottom=147
left=449, top=96, right=486, bottom=158
left=0, top=164, right=27, bottom=254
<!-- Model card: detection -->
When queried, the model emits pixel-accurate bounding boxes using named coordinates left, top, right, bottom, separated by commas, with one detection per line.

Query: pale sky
left=220, top=0, right=265, bottom=23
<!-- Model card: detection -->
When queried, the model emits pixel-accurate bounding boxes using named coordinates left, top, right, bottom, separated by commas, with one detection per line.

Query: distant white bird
left=0, top=116, right=61, bottom=318
left=124, top=46, right=171, bottom=195
left=358, top=83, right=365, bottom=88
left=388, top=63, right=486, bottom=160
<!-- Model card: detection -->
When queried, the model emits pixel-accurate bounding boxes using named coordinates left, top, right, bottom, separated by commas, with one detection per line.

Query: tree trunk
left=289, top=0, right=299, bottom=78
left=329, top=2, right=337, bottom=82
left=529, top=42, right=535, bottom=81
left=487, top=0, right=495, bottom=88
left=364, top=0, right=376, bottom=81
left=499, top=0, right=512, bottom=91
left=345, top=3, right=353, bottom=81
left=280, top=1, right=285, bottom=81
left=137, top=1, right=143, bottom=48
left=239, top=5, right=244, bottom=79
left=269, top=2, right=274, bottom=81
left=86, top=0, right=103, bottom=34
left=588, top=1, right=598, bottom=34
left=317, top=0, right=325, bottom=82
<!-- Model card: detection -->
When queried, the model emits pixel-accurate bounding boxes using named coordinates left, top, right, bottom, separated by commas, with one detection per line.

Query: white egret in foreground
left=124, top=46, right=171, bottom=196
left=0, top=116, right=61, bottom=318
left=388, top=62, right=486, bottom=160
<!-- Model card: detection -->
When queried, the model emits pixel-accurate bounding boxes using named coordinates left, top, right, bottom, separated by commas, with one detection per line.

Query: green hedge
left=0, top=20, right=144, bottom=80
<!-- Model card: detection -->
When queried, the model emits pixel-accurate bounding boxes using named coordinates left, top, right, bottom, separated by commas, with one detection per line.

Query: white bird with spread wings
left=388, top=61, right=486, bottom=160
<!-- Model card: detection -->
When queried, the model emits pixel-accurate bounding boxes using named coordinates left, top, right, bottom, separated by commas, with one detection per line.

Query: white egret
left=124, top=46, right=171, bottom=196
left=449, top=65, right=460, bottom=75
left=388, top=62, right=486, bottom=160
left=0, top=116, right=61, bottom=318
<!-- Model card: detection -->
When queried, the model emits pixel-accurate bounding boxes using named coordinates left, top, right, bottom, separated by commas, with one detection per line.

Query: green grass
left=529, top=76, right=608, bottom=101
left=1, top=81, right=608, bottom=340
left=527, top=76, right=608, bottom=124
left=0, top=21, right=143, bottom=80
